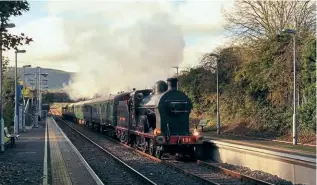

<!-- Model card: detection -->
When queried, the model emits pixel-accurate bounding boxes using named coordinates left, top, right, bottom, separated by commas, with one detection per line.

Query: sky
left=3, top=0, right=235, bottom=99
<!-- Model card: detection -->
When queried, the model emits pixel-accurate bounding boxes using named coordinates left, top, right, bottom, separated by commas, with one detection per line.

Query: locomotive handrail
left=137, top=106, right=158, bottom=109
left=170, top=110, right=189, bottom=113
left=164, top=100, right=188, bottom=102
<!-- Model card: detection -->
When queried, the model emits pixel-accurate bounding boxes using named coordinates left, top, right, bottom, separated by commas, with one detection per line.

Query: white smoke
left=4, top=1, right=234, bottom=101
left=52, top=5, right=185, bottom=100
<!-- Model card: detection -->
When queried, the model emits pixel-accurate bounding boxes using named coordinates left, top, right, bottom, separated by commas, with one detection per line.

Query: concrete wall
left=204, top=140, right=316, bottom=185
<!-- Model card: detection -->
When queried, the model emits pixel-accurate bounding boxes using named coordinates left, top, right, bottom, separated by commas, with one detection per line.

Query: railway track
left=53, top=117, right=156, bottom=185
left=53, top=115, right=276, bottom=185
left=54, top=116, right=202, bottom=185
left=163, top=160, right=275, bottom=185
left=126, top=146, right=274, bottom=185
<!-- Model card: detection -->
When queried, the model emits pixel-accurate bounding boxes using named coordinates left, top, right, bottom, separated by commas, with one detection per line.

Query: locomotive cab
left=134, top=78, right=204, bottom=159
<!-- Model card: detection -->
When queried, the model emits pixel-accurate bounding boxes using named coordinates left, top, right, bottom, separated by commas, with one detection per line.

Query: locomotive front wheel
left=155, top=146, right=163, bottom=159
left=191, top=146, right=204, bottom=160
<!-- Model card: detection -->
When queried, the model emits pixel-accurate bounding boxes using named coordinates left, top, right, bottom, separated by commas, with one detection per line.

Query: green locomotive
left=62, top=77, right=204, bottom=159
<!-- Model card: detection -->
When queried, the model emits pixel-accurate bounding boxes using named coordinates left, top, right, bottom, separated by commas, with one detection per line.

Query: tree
left=224, top=0, right=316, bottom=43
left=201, top=46, right=243, bottom=85
left=0, top=1, right=33, bottom=50
left=22, top=84, right=33, bottom=98
left=176, top=0, right=316, bottom=140
left=298, top=33, right=316, bottom=131
left=2, top=57, right=14, bottom=127
left=0, top=1, right=34, bottom=128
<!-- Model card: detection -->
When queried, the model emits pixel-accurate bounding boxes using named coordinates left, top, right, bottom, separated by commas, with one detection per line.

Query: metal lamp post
left=22, top=65, right=31, bottom=132
left=0, top=23, right=15, bottom=152
left=282, top=28, right=297, bottom=145
left=209, top=53, right=221, bottom=135
left=14, top=49, right=26, bottom=134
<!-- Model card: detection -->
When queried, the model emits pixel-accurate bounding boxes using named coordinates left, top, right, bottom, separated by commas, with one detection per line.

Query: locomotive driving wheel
left=149, top=139, right=155, bottom=156
left=141, top=137, right=148, bottom=153
left=120, top=133, right=125, bottom=143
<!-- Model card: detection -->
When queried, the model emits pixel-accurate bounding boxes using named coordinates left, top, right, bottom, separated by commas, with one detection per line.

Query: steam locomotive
left=62, top=77, right=204, bottom=159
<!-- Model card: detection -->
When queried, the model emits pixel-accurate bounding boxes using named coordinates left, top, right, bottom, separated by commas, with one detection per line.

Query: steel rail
left=161, top=161, right=221, bottom=185
left=197, top=160, right=275, bottom=185
left=54, top=116, right=157, bottom=185
left=54, top=112, right=275, bottom=185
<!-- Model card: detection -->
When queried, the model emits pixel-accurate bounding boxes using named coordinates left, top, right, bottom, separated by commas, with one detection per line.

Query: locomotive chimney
left=167, top=77, right=178, bottom=91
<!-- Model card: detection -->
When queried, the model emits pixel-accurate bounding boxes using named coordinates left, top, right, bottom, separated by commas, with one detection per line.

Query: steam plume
left=59, top=11, right=184, bottom=100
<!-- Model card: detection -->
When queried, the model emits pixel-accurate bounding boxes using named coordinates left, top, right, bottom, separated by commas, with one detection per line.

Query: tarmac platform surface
left=0, top=122, right=45, bottom=185
left=0, top=117, right=103, bottom=185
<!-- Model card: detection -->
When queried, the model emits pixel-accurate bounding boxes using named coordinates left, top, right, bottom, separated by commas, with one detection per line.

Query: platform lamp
left=281, top=28, right=297, bottom=145
left=0, top=23, right=15, bottom=152
left=209, top=53, right=221, bottom=135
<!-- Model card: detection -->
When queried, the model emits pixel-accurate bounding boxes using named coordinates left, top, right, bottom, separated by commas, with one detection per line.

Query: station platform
left=202, top=132, right=316, bottom=159
left=0, top=121, right=45, bottom=185
left=202, top=132, right=316, bottom=185
left=0, top=117, right=103, bottom=185
left=46, top=117, right=103, bottom=185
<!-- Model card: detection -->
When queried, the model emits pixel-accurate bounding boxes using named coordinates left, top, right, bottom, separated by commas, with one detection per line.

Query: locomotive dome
left=154, top=80, right=168, bottom=94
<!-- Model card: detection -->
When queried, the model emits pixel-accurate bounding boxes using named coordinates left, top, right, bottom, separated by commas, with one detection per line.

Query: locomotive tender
left=62, top=77, right=204, bottom=159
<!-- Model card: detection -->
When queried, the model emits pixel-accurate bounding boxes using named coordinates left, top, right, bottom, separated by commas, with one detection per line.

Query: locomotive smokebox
left=167, top=77, right=178, bottom=91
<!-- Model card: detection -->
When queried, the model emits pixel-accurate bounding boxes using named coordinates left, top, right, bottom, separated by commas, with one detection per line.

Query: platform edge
left=51, top=117, right=104, bottom=185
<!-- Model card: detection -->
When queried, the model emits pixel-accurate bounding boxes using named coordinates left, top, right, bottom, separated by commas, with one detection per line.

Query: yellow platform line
left=43, top=120, right=48, bottom=185
left=48, top=119, right=72, bottom=185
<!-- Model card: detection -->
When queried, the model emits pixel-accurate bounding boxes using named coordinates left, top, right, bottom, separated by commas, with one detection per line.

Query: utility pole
left=34, top=67, right=39, bottom=127
left=38, top=67, right=41, bottom=121
left=14, top=51, right=17, bottom=134
left=33, top=67, right=48, bottom=125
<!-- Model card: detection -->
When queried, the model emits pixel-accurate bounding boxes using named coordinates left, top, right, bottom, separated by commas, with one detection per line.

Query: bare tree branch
left=224, top=0, right=316, bottom=43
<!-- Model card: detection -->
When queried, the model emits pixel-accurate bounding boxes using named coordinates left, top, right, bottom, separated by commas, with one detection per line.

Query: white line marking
left=51, top=117, right=104, bottom=185
left=43, top=119, right=48, bottom=185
